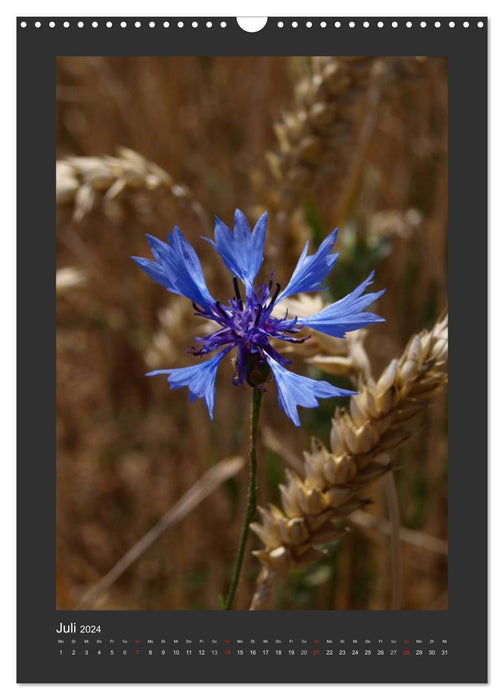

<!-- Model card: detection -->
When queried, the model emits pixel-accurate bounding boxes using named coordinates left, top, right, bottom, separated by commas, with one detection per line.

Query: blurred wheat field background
left=56, top=56, right=448, bottom=611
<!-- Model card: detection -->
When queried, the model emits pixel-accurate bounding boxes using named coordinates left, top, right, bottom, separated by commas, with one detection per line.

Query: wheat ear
left=267, top=57, right=428, bottom=213
left=255, top=57, right=428, bottom=264
left=56, top=147, right=210, bottom=232
left=249, top=314, right=448, bottom=609
left=267, top=57, right=381, bottom=212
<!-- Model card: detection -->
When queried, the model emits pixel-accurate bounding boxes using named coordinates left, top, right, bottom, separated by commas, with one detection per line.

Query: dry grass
left=56, top=55, right=448, bottom=611
left=75, top=456, right=245, bottom=610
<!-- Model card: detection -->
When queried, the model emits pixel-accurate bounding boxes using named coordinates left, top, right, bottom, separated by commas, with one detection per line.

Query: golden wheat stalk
left=255, top=58, right=383, bottom=261
left=267, top=57, right=428, bottom=213
left=267, top=57, right=381, bottom=212
left=249, top=313, right=448, bottom=610
left=56, top=147, right=210, bottom=232
left=254, top=57, right=428, bottom=266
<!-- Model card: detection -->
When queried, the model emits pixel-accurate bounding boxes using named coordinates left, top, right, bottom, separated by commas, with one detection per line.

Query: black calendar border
left=17, top=17, right=488, bottom=683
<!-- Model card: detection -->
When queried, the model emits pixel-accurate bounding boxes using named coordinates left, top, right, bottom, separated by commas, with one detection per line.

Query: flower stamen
left=267, top=282, right=281, bottom=311
left=233, top=276, right=243, bottom=310
left=214, top=301, right=229, bottom=322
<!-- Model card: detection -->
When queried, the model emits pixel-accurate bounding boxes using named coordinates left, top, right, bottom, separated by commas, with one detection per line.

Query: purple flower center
left=189, top=276, right=309, bottom=387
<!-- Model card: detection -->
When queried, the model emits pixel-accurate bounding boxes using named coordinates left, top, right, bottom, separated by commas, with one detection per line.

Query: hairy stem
left=224, top=388, right=263, bottom=610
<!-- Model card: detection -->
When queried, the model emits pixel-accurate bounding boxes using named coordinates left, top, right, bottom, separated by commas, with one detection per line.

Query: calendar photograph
left=56, top=55, right=448, bottom=613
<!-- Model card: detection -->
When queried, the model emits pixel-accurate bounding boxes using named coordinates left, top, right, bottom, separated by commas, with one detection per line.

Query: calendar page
left=17, top=16, right=487, bottom=683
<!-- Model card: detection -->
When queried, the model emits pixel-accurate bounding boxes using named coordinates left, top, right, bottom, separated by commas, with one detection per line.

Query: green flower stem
left=224, top=387, right=263, bottom=610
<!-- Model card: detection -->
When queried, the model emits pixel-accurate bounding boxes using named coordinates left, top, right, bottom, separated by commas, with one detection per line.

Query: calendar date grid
left=56, top=635, right=448, bottom=659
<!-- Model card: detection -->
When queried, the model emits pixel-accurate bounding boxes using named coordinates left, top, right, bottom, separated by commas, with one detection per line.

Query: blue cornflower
left=132, top=210, right=385, bottom=426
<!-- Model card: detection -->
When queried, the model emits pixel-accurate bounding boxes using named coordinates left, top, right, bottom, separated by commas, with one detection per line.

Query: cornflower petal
left=299, top=271, right=386, bottom=337
left=205, top=209, right=268, bottom=293
left=276, top=228, right=339, bottom=303
left=130, top=255, right=171, bottom=288
left=132, top=226, right=215, bottom=312
left=265, top=355, right=356, bottom=427
left=146, top=347, right=231, bottom=419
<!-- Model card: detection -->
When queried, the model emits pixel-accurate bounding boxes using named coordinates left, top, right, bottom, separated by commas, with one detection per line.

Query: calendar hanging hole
left=237, top=17, right=268, bottom=33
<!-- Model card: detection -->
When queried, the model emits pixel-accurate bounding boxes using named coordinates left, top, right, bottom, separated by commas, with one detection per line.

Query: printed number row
left=59, top=648, right=448, bottom=657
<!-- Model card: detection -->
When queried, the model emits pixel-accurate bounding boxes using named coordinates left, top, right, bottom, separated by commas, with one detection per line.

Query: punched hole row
left=20, top=19, right=485, bottom=30
left=276, top=19, right=484, bottom=29
left=19, top=20, right=229, bottom=29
